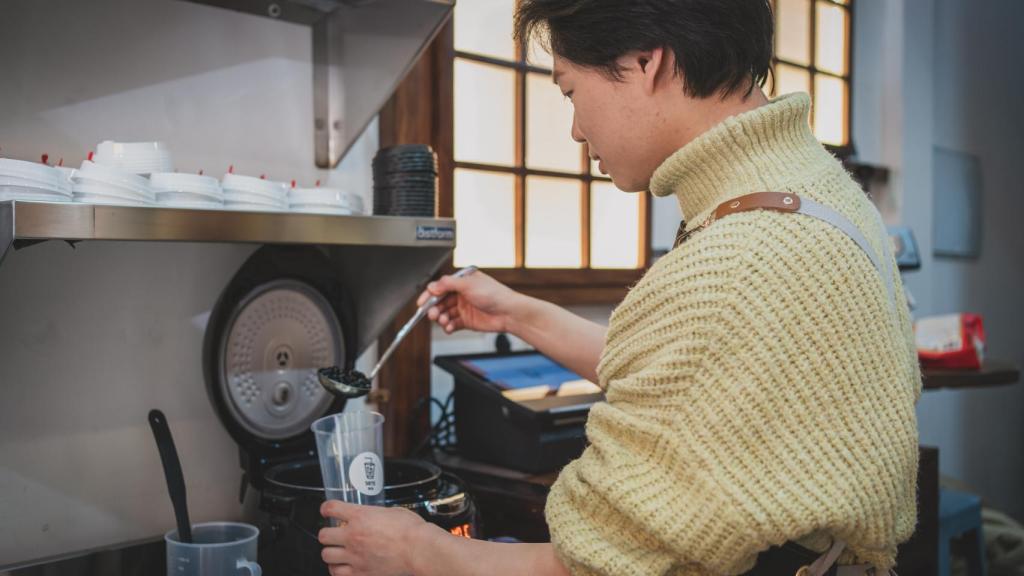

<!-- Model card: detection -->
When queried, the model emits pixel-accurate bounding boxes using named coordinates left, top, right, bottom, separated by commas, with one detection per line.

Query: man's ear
left=636, top=47, right=668, bottom=96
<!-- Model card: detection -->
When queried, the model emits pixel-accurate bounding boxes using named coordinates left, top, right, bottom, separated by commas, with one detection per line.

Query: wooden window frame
left=771, top=0, right=855, bottom=157
left=448, top=25, right=652, bottom=306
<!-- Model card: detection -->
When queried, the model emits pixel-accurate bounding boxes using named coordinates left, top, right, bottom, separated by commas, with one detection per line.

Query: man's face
left=552, top=55, right=663, bottom=193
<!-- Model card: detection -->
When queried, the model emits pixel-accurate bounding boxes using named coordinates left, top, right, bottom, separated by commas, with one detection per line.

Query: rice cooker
left=203, top=246, right=477, bottom=575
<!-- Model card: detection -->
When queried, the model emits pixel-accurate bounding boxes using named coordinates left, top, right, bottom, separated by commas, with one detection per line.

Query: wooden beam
left=376, top=21, right=454, bottom=458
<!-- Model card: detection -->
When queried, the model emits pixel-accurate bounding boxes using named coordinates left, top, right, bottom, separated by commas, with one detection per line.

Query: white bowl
left=0, top=158, right=69, bottom=194
left=289, top=204, right=354, bottom=215
left=224, top=201, right=284, bottom=212
left=73, top=192, right=152, bottom=207
left=93, top=141, right=173, bottom=175
left=73, top=181, right=155, bottom=204
left=0, top=176, right=72, bottom=197
left=73, top=176, right=154, bottom=203
left=0, top=185, right=72, bottom=202
left=156, top=190, right=224, bottom=206
left=222, top=173, right=288, bottom=202
left=150, top=173, right=223, bottom=200
left=76, top=161, right=153, bottom=199
left=224, top=190, right=286, bottom=208
left=157, top=199, right=224, bottom=210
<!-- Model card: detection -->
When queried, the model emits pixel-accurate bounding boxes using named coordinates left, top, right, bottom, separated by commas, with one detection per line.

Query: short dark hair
left=514, top=0, right=774, bottom=99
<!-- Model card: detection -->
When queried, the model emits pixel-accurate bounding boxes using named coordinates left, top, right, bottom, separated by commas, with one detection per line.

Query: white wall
left=854, top=0, right=1024, bottom=519
left=0, top=0, right=376, bottom=568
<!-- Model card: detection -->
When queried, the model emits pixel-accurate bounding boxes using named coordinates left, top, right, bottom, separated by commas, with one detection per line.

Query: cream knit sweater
left=545, top=94, right=921, bottom=575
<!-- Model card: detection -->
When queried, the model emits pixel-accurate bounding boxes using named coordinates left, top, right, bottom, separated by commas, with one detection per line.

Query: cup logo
left=349, top=452, right=383, bottom=496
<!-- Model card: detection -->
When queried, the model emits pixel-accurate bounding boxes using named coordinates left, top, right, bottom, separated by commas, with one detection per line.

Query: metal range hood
left=182, top=0, right=454, bottom=168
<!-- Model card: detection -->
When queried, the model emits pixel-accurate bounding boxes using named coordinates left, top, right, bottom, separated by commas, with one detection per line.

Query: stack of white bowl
left=221, top=173, right=288, bottom=211
left=72, top=160, right=155, bottom=206
left=151, top=173, right=224, bottom=209
left=289, top=187, right=364, bottom=215
left=0, top=158, right=73, bottom=202
left=92, top=141, right=173, bottom=175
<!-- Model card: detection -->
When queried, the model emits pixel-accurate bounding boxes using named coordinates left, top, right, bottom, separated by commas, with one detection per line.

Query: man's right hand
left=417, top=270, right=525, bottom=335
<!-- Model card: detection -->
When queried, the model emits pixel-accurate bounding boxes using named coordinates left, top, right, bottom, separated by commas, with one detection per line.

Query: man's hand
left=319, top=500, right=432, bottom=576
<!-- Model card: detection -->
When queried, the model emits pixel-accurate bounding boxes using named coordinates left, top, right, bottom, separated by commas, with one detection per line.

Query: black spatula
left=148, top=409, right=192, bottom=543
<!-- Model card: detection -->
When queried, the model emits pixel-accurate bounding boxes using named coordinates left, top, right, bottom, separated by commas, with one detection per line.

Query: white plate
left=0, top=177, right=72, bottom=197
left=73, top=193, right=152, bottom=207
left=0, top=159, right=69, bottom=193
left=93, top=141, right=173, bottom=174
left=73, top=180, right=154, bottom=202
left=289, top=204, right=354, bottom=215
left=224, top=201, right=286, bottom=212
left=222, top=173, right=288, bottom=202
left=150, top=173, right=222, bottom=199
left=156, top=200, right=224, bottom=210
left=156, top=190, right=224, bottom=205
left=76, top=161, right=152, bottom=197
left=0, top=186, right=71, bottom=202
left=224, top=190, right=286, bottom=208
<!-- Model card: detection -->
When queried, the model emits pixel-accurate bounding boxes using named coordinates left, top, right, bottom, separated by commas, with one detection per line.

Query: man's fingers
left=318, top=526, right=348, bottom=546
left=329, top=565, right=353, bottom=576
left=322, top=546, right=353, bottom=565
left=416, top=291, right=430, bottom=307
left=444, top=318, right=463, bottom=334
left=321, top=500, right=361, bottom=522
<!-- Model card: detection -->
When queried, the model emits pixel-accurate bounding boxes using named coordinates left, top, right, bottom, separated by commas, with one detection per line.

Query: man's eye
left=563, top=91, right=574, bottom=101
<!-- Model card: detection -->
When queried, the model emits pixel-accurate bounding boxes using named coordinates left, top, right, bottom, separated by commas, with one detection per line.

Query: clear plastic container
left=311, top=411, right=385, bottom=508
left=165, top=522, right=261, bottom=576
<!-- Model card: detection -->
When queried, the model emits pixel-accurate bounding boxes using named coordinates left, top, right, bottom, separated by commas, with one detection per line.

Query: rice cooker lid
left=217, top=279, right=343, bottom=440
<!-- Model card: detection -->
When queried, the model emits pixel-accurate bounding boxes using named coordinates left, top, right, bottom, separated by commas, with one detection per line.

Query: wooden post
left=376, top=21, right=454, bottom=457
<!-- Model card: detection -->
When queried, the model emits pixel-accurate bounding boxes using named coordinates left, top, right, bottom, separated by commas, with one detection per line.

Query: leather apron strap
left=673, top=192, right=896, bottom=310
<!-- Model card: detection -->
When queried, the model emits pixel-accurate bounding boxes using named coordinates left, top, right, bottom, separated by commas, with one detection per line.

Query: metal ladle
left=318, top=266, right=478, bottom=399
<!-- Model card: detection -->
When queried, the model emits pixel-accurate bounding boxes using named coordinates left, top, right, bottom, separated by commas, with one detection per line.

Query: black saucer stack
left=372, top=144, right=438, bottom=217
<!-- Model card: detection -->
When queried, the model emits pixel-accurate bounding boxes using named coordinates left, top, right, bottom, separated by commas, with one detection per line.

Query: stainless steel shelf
left=0, top=200, right=454, bottom=262
left=0, top=200, right=456, bottom=357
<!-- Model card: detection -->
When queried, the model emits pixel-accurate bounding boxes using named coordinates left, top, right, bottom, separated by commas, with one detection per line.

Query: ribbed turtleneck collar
left=649, top=93, right=831, bottom=223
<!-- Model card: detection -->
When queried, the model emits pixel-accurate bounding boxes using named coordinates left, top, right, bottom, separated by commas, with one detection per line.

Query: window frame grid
left=453, top=46, right=649, bottom=273
left=770, top=0, right=853, bottom=154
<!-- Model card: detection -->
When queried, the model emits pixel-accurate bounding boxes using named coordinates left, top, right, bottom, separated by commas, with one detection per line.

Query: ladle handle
left=148, top=409, right=192, bottom=544
left=368, top=266, right=478, bottom=380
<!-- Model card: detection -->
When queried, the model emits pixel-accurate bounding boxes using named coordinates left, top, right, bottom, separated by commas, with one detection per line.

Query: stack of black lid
left=372, top=144, right=437, bottom=217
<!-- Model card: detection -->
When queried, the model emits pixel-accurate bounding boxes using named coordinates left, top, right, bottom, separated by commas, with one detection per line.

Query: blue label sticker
left=416, top=225, right=455, bottom=241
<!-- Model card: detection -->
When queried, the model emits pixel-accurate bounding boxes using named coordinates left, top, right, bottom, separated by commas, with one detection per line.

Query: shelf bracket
left=312, top=0, right=452, bottom=167
left=182, top=0, right=453, bottom=169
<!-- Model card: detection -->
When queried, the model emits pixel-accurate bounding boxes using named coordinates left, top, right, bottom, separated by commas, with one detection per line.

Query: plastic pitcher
left=165, top=522, right=261, bottom=575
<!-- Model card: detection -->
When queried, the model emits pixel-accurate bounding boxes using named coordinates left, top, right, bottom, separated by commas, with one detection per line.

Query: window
left=770, top=0, right=853, bottom=149
left=451, top=0, right=649, bottom=298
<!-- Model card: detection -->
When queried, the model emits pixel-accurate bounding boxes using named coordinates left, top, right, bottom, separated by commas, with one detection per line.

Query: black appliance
left=204, top=246, right=476, bottom=575
left=434, top=351, right=602, bottom=473
left=261, top=458, right=476, bottom=576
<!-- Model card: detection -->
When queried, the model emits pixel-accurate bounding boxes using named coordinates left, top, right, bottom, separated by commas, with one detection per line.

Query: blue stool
left=939, top=488, right=987, bottom=576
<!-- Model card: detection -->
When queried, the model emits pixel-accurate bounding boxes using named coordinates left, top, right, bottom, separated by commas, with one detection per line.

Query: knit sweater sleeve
left=544, top=211, right=921, bottom=576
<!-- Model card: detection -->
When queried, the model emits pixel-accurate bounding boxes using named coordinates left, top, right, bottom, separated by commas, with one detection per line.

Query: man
left=318, top=1, right=920, bottom=574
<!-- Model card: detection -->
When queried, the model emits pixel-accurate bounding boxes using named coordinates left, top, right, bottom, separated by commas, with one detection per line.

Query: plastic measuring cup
left=311, top=411, right=385, bottom=507
left=165, top=522, right=261, bottom=575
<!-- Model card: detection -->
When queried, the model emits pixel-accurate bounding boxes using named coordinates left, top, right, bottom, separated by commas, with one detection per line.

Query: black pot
left=258, top=458, right=477, bottom=576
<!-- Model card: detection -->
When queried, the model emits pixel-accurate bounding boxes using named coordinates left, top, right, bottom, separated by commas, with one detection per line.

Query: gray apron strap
left=796, top=197, right=897, bottom=310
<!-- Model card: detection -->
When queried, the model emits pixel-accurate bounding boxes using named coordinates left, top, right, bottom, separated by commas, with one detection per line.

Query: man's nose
left=571, top=112, right=585, bottom=143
